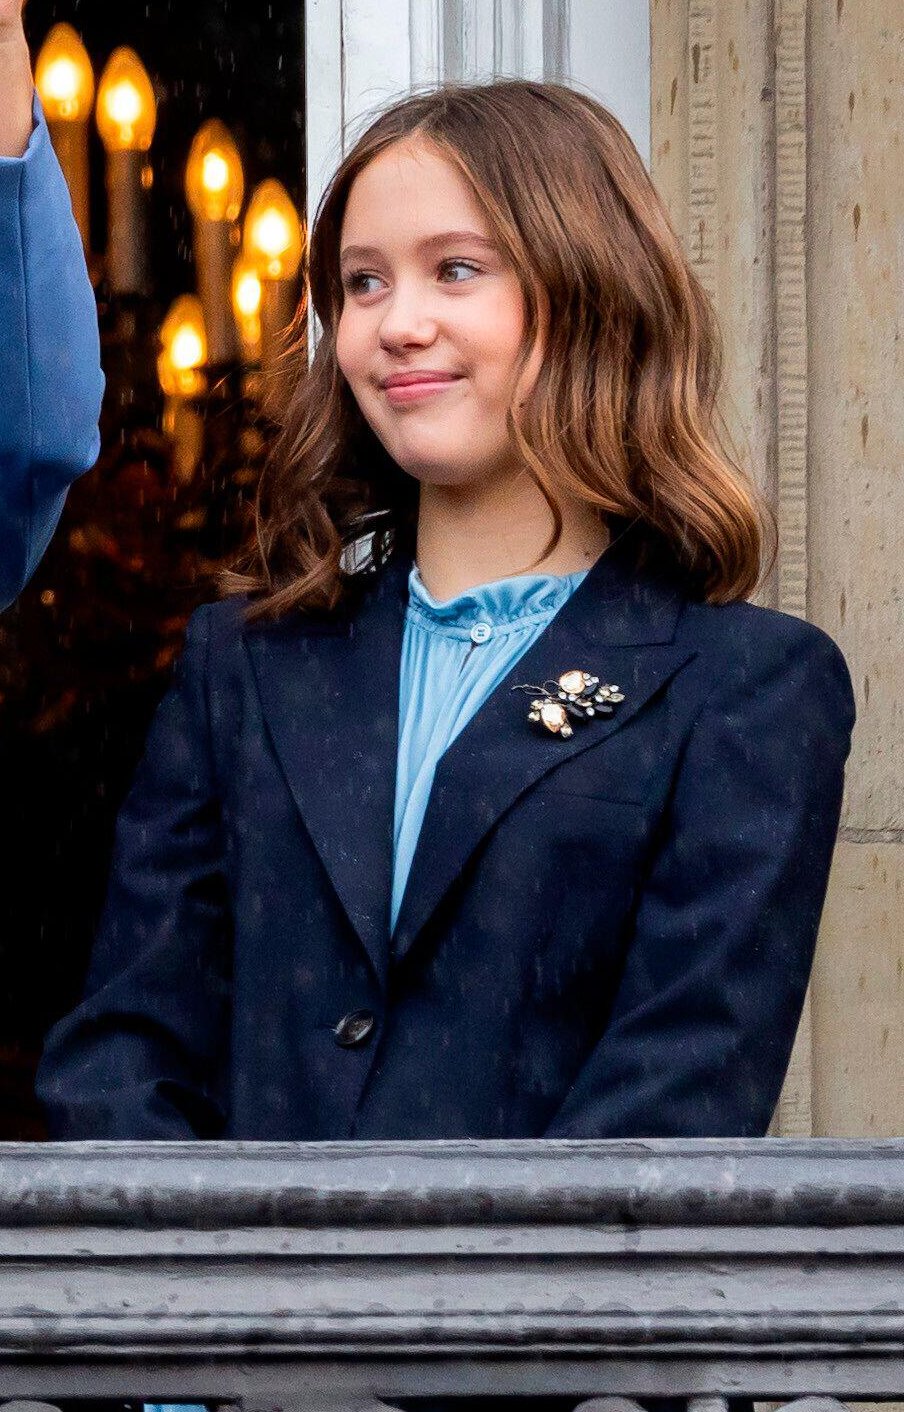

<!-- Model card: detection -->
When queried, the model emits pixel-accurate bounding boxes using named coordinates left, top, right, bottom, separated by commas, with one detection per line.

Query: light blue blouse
left=391, top=560, right=591, bottom=934
left=0, top=93, right=104, bottom=608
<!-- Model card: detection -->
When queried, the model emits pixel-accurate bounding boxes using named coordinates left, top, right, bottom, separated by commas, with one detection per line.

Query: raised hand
left=0, top=0, right=33, bottom=158
left=0, top=0, right=25, bottom=36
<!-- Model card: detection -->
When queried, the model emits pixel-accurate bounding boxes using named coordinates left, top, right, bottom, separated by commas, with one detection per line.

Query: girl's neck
left=413, top=475, right=610, bottom=603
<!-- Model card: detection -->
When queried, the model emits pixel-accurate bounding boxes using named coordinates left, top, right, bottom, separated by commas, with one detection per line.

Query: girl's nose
left=378, top=286, right=437, bottom=350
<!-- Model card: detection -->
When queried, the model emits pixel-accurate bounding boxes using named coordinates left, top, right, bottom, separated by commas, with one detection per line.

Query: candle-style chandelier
left=35, top=23, right=306, bottom=426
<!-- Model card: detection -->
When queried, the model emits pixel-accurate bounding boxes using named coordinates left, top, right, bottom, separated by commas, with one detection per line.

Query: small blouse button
left=470, top=621, right=493, bottom=644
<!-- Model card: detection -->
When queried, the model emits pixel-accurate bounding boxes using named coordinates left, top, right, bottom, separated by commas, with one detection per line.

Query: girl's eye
left=439, top=259, right=481, bottom=282
left=343, top=259, right=482, bottom=295
left=344, top=272, right=383, bottom=295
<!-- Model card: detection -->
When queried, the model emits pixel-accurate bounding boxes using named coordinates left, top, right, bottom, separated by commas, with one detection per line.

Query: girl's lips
left=383, top=376, right=463, bottom=404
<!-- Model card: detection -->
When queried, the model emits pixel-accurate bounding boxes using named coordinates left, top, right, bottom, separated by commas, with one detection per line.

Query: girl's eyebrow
left=339, top=230, right=497, bottom=268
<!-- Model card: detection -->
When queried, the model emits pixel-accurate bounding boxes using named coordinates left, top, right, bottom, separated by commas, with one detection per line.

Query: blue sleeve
left=543, top=619, right=856, bottom=1139
left=0, top=91, right=105, bottom=609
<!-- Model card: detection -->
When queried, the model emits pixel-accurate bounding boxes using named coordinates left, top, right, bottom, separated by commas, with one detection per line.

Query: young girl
left=36, top=79, right=854, bottom=1144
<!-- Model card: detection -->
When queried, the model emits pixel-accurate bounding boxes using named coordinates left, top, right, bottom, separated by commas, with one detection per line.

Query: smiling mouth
left=382, top=376, right=464, bottom=402
left=381, top=372, right=463, bottom=387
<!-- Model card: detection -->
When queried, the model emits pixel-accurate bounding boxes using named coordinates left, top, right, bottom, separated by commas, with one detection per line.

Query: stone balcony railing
left=0, top=1139, right=902, bottom=1412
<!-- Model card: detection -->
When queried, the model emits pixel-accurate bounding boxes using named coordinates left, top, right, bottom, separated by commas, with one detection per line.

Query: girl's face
left=335, top=137, right=545, bottom=492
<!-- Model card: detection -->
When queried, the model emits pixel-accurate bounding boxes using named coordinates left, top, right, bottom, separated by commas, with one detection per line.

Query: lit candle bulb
left=35, top=24, right=95, bottom=250
left=231, top=255, right=262, bottom=364
left=243, top=179, right=303, bottom=282
left=243, top=179, right=304, bottom=416
left=186, top=120, right=244, bottom=365
left=96, top=47, right=157, bottom=295
left=158, top=295, right=207, bottom=482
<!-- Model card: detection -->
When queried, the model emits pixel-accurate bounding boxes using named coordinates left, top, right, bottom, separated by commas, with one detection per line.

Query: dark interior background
left=24, top=0, right=306, bottom=304
left=0, top=0, right=306, bottom=1136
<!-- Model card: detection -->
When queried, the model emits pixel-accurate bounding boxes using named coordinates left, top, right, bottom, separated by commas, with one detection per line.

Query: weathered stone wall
left=650, top=0, right=903, bottom=1134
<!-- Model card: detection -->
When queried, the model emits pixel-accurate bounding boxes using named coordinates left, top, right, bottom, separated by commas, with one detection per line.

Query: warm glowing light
left=185, top=119, right=245, bottom=222
left=43, top=58, right=79, bottom=103
left=243, top=179, right=304, bottom=280
left=35, top=25, right=95, bottom=122
left=172, top=326, right=205, bottom=370
left=96, top=48, right=157, bottom=152
left=231, top=256, right=262, bottom=358
left=233, top=262, right=262, bottom=319
left=158, top=295, right=208, bottom=398
left=204, top=152, right=229, bottom=191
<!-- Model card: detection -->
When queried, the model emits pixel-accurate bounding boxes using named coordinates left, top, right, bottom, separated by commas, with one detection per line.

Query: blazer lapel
left=390, top=527, right=697, bottom=963
left=243, top=521, right=698, bottom=985
left=244, top=551, right=411, bottom=990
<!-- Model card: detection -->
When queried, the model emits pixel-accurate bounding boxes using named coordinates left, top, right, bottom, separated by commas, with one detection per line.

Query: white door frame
left=304, top=0, right=651, bottom=353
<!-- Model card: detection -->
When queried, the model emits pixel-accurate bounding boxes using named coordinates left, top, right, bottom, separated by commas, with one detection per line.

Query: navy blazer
left=36, top=524, right=856, bottom=1141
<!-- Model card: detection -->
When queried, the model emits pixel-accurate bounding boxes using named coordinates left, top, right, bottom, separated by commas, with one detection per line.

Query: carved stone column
left=652, top=0, right=778, bottom=541
left=651, top=0, right=903, bottom=1135
left=805, top=1, right=904, bottom=1137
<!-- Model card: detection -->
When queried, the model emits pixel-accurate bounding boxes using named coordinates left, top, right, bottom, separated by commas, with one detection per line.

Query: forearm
left=0, top=13, right=104, bottom=606
left=0, top=28, right=33, bottom=158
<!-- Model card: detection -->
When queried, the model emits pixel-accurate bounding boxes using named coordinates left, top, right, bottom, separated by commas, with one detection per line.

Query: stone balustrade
left=0, top=1140, right=902, bottom=1411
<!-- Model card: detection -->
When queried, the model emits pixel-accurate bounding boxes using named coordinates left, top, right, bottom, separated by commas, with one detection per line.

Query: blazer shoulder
left=676, top=596, right=855, bottom=729
left=190, top=592, right=352, bottom=663
left=174, top=597, right=250, bottom=692
left=193, top=594, right=249, bottom=643
left=679, top=594, right=848, bottom=667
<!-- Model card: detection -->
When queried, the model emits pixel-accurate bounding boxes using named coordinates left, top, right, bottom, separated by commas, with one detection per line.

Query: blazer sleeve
left=35, top=605, right=232, bottom=1139
left=0, top=93, right=105, bottom=610
left=543, top=617, right=856, bottom=1140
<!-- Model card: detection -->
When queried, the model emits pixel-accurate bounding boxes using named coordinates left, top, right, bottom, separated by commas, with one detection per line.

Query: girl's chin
left=381, top=431, right=511, bottom=488
left=394, top=462, right=504, bottom=490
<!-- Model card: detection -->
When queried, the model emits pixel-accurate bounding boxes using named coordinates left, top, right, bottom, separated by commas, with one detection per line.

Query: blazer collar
left=245, top=519, right=697, bottom=985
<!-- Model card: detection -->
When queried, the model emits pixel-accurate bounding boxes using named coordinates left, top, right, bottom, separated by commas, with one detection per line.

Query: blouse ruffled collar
left=406, top=561, right=590, bottom=632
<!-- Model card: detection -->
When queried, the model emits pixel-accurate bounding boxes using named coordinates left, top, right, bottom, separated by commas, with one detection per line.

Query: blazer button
left=334, top=1009, right=376, bottom=1048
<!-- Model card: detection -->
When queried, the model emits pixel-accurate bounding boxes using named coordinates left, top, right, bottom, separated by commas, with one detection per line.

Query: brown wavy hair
left=224, top=79, right=776, bottom=622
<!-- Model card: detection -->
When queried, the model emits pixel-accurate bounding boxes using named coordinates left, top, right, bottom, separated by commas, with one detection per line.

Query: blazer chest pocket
left=494, top=774, right=661, bottom=938
left=488, top=787, right=655, bottom=989
left=526, top=716, right=673, bottom=810
left=527, top=756, right=650, bottom=810
left=540, top=783, right=648, bottom=806
left=503, top=779, right=656, bottom=883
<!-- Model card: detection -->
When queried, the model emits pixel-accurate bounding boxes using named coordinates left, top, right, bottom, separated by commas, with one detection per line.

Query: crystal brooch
left=511, top=669, right=625, bottom=739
